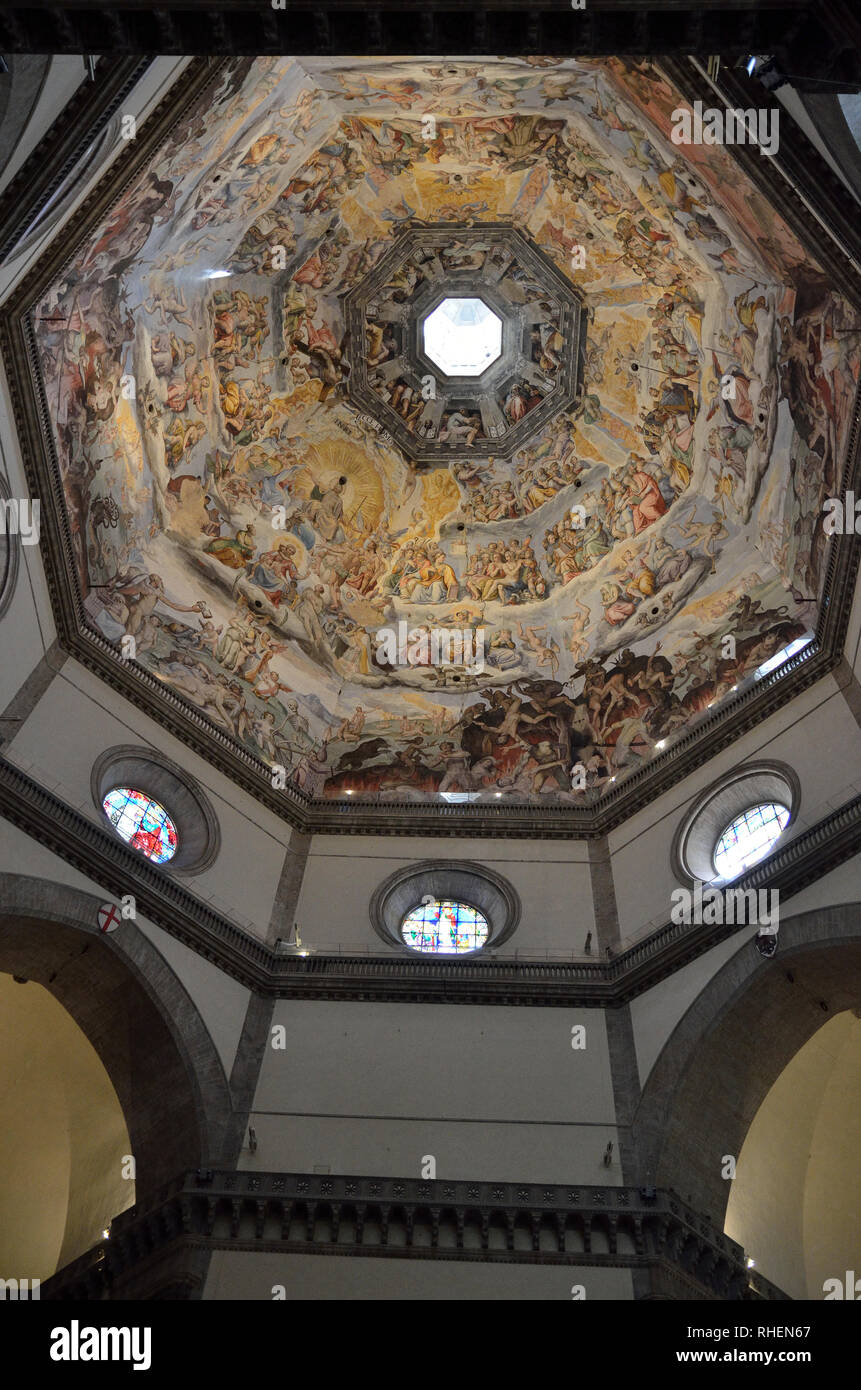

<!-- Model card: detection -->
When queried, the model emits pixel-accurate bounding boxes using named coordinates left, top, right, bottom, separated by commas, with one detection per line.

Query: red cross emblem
left=97, top=903, right=121, bottom=934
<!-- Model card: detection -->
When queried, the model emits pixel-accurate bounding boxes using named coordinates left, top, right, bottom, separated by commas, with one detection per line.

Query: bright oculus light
left=423, top=297, right=502, bottom=377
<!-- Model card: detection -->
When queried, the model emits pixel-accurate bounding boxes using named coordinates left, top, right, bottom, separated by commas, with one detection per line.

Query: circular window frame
left=671, top=761, right=799, bottom=887
left=369, top=861, right=520, bottom=954
left=91, top=746, right=220, bottom=875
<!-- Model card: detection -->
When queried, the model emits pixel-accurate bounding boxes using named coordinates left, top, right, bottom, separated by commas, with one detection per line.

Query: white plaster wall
left=629, top=927, right=755, bottom=1093
left=204, top=1250, right=634, bottom=1300
left=249, top=1000, right=618, bottom=1186
left=779, top=858, right=861, bottom=919
left=609, top=674, right=861, bottom=946
left=0, top=531, right=54, bottom=715
left=130, top=921, right=249, bottom=1084
left=296, top=833, right=594, bottom=956
left=0, top=814, right=125, bottom=898
left=0, top=822, right=248, bottom=1083
left=629, top=864, right=861, bottom=1094
left=4, top=658, right=296, bottom=938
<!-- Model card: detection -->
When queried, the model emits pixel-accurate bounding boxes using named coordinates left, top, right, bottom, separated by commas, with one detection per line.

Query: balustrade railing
left=42, top=1169, right=789, bottom=1301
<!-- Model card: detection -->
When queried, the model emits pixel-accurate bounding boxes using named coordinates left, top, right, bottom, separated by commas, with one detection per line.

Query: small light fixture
left=746, top=1257, right=755, bottom=1269
left=655, top=739, right=666, bottom=750
left=102, top=1228, right=111, bottom=1240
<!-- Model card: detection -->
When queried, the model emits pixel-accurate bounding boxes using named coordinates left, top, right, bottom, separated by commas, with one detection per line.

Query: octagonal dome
left=422, top=297, right=503, bottom=377
left=17, top=55, right=859, bottom=829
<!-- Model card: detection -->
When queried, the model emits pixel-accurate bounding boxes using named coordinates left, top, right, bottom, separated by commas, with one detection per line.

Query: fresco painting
left=34, top=57, right=861, bottom=804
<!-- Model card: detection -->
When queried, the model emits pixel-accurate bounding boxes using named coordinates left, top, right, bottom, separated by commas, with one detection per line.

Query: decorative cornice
left=1, top=56, right=860, bottom=838
left=658, top=57, right=861, bottom=309
left=0, top=56, right=152, bottom=265
left=40, top=1168, right=789, bottom=1302
left=1, top=754, right=858, bottom=1004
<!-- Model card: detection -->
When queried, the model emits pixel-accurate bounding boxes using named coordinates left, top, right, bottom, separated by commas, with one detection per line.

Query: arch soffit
left=0, top=871, right=234, bottom=1187
left=634, top=903, right=861, bottom=1221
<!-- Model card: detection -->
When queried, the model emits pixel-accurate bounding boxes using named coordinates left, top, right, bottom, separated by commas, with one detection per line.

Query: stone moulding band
left=0, top=754, right=859, bottom=1005
left=41, top=1168, right=789, bottom=1302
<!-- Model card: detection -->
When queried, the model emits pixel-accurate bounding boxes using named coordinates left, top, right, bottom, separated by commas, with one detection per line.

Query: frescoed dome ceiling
left=26, top=56, right=861, bottom=817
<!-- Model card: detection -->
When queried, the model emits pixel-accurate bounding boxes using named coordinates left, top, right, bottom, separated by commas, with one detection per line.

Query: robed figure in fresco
left=308, top=476, right=348, bottom=543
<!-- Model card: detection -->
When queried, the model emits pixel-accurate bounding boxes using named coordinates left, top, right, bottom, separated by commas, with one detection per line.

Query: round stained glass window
left=401, top=898, right=490, bottom=954
left=713, top=802, right=789, bottom=881
left=102, top=787, right=178, bottom=864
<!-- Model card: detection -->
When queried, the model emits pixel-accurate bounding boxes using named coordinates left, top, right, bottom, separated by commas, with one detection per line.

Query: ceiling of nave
left=30, top=55, right=861, bottom=811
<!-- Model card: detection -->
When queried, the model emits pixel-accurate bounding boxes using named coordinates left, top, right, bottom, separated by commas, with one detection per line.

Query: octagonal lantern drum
left=345, top=222, right=586, bottom=465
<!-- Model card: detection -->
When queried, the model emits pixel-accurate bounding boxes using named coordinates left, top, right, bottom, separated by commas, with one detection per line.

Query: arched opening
left=635, top=906, right=861, bottom=1297
left=0, top=875, right=234, bottom=1288
left=0, top=972, right=133, bottom=1281
left=725, top=1009, right=861, bottom=1298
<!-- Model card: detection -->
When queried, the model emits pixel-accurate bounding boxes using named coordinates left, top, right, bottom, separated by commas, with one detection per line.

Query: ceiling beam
left=0, top=1, right=854, bottom=80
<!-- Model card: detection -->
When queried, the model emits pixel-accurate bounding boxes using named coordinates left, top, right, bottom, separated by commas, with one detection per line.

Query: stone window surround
left=91, top=744, right=221, bottom=875
left=369, top=859, right=521, bottom=953
left=671, top=760, right=801, bottom=886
